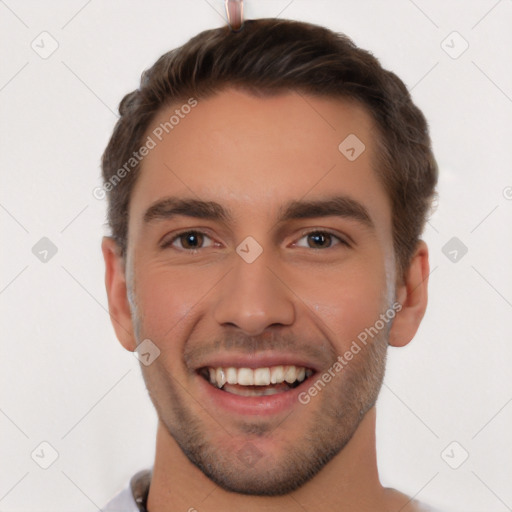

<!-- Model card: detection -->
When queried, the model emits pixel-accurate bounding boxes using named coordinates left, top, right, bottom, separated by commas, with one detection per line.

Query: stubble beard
left=138, top=326, right=389, bottom=496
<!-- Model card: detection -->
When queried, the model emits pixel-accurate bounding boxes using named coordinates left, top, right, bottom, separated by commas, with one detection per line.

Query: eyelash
left=160, top=229, right=349, bottom=251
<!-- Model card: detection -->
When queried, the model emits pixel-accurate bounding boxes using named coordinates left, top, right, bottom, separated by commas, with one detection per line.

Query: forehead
left=129, top=88, right=390, bottom=231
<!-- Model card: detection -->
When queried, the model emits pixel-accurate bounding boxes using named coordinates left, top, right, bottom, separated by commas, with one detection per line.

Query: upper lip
left=194, top=352, right=321, bottom=373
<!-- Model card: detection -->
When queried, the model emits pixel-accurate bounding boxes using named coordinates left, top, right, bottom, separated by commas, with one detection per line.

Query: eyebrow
left=142, top=195, right=374, bottom=229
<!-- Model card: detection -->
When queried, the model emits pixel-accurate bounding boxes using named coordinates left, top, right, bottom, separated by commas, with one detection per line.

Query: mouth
left=198, top=365, right=315, bottom=397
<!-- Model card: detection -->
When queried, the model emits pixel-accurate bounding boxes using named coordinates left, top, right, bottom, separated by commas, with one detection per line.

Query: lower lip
left=197, top=374, right=311, bottom=416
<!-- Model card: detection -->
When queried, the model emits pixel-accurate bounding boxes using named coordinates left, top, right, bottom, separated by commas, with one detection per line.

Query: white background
left=1, top=1, right=511, bottom=511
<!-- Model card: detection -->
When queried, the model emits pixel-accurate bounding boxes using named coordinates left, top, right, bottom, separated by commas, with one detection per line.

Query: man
left=100, top=17, right=439, bottom=511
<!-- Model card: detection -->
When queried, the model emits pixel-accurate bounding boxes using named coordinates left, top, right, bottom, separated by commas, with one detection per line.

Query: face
left=122, top=89, right=399, bottom=494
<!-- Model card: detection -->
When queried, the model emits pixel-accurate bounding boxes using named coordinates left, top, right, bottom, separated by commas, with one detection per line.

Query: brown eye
left=163, top=231, right=214, bottom=250
left=180, top=232, right=204, bottom=249
left=307, top=232, right=332, bottom=248
left=295, top=230, right=346, bottom=249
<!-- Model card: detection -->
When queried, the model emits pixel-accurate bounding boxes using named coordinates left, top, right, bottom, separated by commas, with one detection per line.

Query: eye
left=162, top=230, right=215, bottom=251
left=295, top=230, right=347, bottom=249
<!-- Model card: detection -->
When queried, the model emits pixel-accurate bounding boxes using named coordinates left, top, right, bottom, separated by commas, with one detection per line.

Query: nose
left=213, top=253, right=296, bottom=336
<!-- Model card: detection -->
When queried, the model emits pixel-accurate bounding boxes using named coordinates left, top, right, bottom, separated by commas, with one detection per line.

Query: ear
left=389, top=241, right=430, bottom=348
left=101, top=236, right=137, bottom=352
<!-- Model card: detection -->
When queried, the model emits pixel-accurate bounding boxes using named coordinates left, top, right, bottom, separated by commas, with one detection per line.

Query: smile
left=199, top=365, right=315, bottom=397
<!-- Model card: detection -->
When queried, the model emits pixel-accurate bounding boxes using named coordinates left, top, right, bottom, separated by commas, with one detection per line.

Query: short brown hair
left=102, top=18, right=437, bottom=276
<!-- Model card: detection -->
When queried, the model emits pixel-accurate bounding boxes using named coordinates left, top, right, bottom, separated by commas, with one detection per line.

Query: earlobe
left=389, top=241, right=430, bottom=348
left=101, top=236, right=137, bottom=352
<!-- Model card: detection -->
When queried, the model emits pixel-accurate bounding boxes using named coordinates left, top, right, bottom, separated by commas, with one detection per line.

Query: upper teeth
left=207, top=365, right=312, bottom=388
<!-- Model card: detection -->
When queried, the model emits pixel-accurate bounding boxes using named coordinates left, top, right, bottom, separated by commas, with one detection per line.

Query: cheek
left=131, top=243, right=391, bottom=354
left=133, top=264, right=216, bottom=341
left=300, top=259, right=389, bottom=346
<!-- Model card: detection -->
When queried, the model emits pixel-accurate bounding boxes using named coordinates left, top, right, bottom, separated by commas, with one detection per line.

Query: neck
left=147, top=407, right=388, bottom=512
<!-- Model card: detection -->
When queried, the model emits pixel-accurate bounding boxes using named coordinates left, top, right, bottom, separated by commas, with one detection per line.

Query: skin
left=102, top=89, right=430, bottom=511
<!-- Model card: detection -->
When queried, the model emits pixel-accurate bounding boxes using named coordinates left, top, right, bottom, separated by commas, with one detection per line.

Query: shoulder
left=102, top=485, right=138, bottom=512
left=102, top=469, right=152, bottom=512
left=383, top=487, right=446, bottom=512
